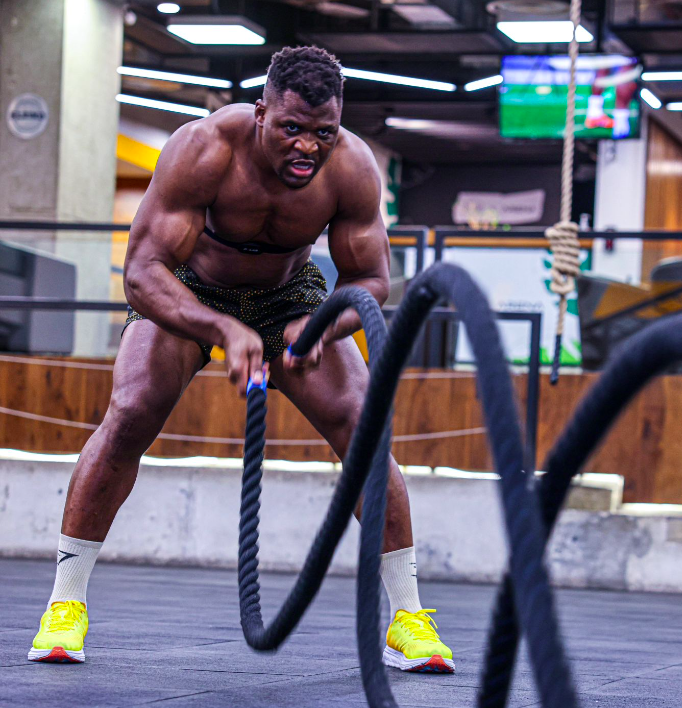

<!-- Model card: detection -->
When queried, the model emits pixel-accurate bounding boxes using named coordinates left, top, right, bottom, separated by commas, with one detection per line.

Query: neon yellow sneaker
left=28, top=600, right=89, bottom=663
left=383, top=609, right=455, bottom=673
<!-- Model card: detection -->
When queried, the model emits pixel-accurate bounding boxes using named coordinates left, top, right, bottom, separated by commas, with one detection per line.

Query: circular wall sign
left=7, top=93, right=49, bottom=139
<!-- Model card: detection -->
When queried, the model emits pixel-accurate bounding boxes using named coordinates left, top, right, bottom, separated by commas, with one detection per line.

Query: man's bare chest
left=207, top=176, right=338, bottom=248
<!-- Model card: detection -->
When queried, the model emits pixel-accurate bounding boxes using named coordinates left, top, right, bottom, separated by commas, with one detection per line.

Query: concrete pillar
left=592, top=118, right=648, bottom=285
left=0, top=0, right=123, bottom=355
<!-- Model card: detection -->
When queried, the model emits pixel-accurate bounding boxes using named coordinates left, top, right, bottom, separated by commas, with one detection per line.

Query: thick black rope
left=239, top=262, right=576, bottom=707
left=238, top=287, right=389, bottom=650
left=479, top=315, right=682, bottom=708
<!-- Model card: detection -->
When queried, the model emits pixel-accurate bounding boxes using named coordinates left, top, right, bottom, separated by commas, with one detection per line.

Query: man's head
left=255, top=46, right=344, bottom=189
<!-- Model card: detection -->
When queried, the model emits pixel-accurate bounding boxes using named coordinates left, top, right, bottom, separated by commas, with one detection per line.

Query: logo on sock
left=410, top=561, right=417, bottom=578
left=57, top=550, right=79, bottom=565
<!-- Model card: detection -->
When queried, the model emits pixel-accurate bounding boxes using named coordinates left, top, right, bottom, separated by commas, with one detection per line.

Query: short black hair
left=265, top=46, right=344, bottom=107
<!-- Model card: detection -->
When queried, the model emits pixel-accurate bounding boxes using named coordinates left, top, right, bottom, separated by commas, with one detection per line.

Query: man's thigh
left=112, top=318, right=206, bottom=414
left=268, top=337, right=368, bottom=457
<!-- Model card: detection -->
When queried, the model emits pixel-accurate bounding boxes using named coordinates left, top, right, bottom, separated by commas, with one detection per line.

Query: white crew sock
left=380, top=546, right=422, bottom=620
left=613, top=108, right=631, bottom=139
left=48, top=534, right=103, bottom=607
left=587, top=94, right=605, bottom=119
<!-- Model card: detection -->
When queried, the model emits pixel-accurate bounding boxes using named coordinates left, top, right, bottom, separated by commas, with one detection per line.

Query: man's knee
left=318, top=392, right=364, bottom=456
left=101, top=383, right=174, bottom=454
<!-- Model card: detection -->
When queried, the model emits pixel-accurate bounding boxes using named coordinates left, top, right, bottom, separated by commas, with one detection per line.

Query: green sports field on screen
left=500, top=55, right=641, bottom=141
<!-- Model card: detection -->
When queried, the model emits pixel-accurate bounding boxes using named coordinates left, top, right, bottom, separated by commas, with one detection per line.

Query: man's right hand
left=220, top=321, right=267, bottom=397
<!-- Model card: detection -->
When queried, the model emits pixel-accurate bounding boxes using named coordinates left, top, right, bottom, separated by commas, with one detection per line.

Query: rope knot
left=545, top=221, right=581, bottom=296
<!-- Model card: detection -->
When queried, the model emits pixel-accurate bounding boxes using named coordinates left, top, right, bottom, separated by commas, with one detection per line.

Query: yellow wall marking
left=116, top=134, right=161, bottom=173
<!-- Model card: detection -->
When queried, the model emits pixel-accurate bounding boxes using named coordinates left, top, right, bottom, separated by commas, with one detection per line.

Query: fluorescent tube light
left=157, top=3, right=180, bottom=13
left=386, top=118, right=443, bottom=130
left=642, top=71, right=682, bottom=82
left=341, top=67, right=455, bottom=92
left=667, top=102, right=682, bottom=111
left=118, top=66, right=231, bottom=89
left=640, top=88, right=662, bottom=110
left=116, top=94, right=209, bottom=117
left=240, top=75, right=268, bottom=89
left=464, top=75, right=503, bottom=92
left=240, top=68, right=455, bottom=92
left=167, top=16, right=265, bottom=45
left=497, top=21, right=593, bottom=43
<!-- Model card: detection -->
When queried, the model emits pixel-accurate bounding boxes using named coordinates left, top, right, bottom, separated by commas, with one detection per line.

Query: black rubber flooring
left=2, top=558, right=682, bottom=707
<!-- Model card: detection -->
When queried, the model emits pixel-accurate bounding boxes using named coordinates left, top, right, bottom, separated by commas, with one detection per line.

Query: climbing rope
left=239, top=263, right=576, bottom=707
left=479, top=314, right=682, bottom=708
left=546, top=0, right=583, bottom=385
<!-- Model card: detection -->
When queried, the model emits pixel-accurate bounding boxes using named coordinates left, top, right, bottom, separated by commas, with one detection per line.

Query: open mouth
left=288, top=160, right=315, bottom=178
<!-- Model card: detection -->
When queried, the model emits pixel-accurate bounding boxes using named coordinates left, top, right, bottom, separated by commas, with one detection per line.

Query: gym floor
left=2, top=558, right=682, bottom=707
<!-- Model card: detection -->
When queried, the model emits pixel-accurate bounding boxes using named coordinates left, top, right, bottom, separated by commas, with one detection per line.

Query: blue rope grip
left=246, top=367, right=269, bottom=396
left=287, top=344, right=299, bottom=358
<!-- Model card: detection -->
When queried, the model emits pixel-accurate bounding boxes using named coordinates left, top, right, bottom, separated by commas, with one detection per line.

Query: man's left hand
left=283, top=310, right=359, bottom=372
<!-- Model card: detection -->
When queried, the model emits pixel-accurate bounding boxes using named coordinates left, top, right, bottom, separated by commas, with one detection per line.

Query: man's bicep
left=328, top=211, right=389, bottom=281
left=126, top=129, right=217, bottom=269
left=127, top=185, right=206, bottom=270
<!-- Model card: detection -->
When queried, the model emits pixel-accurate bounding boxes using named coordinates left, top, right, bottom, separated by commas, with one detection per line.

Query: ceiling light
left=167, top=16, right=265, bottom=45
left=386, top=117, right=443, bottom=130
left=497, top=20, right=593, bottom=43
left=667, top=102, right=682, bottom=111
left=240, top=75, right=267, bottom=89
left=640, top=89, right=662, bottom=110
left=157, top=3, right=180, bottom=13
left=116, top=94, right=209, bottom=117
left=642, top=71, right=682, bottom=82
left=464, top=74, right=503, bottom=91
left=118, top=66, right=232, bottom=89
left=342, top=67, right=455, bottom=92
left=240, top=68, right=456, bottom=92
left=385, top=117, right=498, bottom=138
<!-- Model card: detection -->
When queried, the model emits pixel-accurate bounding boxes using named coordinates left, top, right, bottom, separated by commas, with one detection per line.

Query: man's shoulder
left=163, top=104, right=254, bottom=176
left=335, top=127, right=375, bottom=164
left=330, top=129, right=381, bottom=196
left=176, top=104, right=252, bottom=148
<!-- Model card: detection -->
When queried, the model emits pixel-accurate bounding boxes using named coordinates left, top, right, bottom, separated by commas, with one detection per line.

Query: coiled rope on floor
left=479, top=315, right=682, bottom=708
left=239, top=262, right=575, bottom=707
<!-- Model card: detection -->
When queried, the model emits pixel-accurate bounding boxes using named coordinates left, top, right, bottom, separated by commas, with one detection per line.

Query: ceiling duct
left=391, top=3, right=458, bottom=28
left=314, top=1, right=370, bottom=18
left=486, top=0, right=569, bottom=20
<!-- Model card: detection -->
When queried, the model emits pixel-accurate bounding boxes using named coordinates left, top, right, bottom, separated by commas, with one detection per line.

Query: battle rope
left=238, top=287, right=389, bottom=651
left=546, top=0, right=583, bottom=385
left=239, top=262, right=575, bottom=708
left=479, top=315, right=682, bottom=707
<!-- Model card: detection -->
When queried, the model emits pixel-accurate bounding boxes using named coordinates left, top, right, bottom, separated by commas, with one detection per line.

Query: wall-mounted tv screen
left=500, top=55, right=642, bottom=140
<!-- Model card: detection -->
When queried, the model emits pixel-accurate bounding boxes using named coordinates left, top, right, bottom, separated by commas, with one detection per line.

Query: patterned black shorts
left=123, top=260, right=328, bottom=367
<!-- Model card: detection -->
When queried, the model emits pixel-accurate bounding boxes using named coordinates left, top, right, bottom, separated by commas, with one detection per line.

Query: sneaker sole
left=28, top=646, right=85, bottom=663
left=382, top=646, right=455, bottom=673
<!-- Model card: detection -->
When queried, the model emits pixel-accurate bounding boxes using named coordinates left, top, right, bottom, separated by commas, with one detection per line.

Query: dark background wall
left=398, top=162, right=566, bottom=226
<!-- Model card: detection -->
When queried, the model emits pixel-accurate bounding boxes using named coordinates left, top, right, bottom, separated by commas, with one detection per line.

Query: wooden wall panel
left=642, top=119, right=682, bottom=282
left=1, top=357, right=682, bottom=504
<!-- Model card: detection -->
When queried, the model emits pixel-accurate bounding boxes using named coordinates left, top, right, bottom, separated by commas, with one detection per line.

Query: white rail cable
left=0, top=354, right=477, bottom=379
left=0, top=405, right=485, bottom=446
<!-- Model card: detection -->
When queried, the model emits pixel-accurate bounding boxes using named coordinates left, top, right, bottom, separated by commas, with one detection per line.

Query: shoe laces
left=399, top=609, right=442, bottom=641
left=47, top=601, right=83, bottom=632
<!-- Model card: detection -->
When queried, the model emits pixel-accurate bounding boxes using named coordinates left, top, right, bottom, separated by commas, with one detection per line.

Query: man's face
left=255, top=89, right=342, bottom=189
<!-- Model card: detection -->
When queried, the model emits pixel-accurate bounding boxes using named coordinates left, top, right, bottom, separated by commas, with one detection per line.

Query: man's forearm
left=124, top=261, right=234, bottom=346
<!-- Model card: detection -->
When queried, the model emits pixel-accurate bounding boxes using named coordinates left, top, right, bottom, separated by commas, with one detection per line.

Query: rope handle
left=246, top=367, right=269, bottom=396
